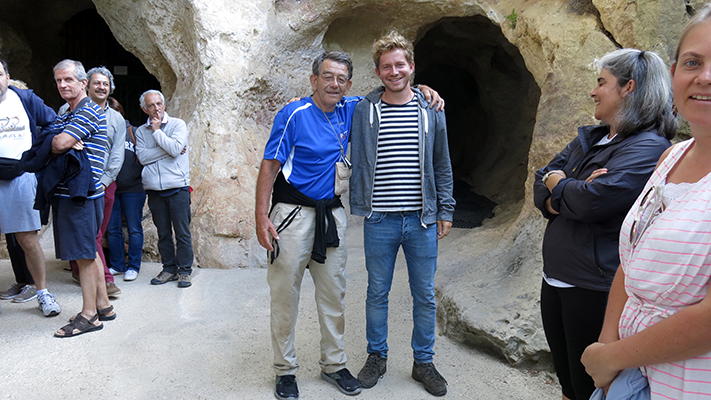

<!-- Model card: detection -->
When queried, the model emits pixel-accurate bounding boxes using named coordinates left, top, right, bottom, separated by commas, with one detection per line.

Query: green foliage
left=505, top=9, right=518, bottom=29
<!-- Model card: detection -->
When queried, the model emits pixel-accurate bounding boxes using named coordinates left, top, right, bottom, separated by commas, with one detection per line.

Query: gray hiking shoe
left=37, top=291, right=61, bottom=317
left=177, top=273, right=192, bottom=288
left=412, top=362, right=447, bottom=397
left=357, top=353, right=387, bottom=388
left=0, top=283, right=27, bottom=300
left=12, top=285, right=38, bottom=303
left=150, top=271, right=177, bottom=285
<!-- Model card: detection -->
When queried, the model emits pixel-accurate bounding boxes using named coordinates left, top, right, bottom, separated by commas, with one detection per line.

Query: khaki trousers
left=267, top=202, right=348, bottom=375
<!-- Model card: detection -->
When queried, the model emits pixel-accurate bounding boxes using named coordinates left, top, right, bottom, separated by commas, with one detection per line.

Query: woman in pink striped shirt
left=582, top=4, right=711, bottom=399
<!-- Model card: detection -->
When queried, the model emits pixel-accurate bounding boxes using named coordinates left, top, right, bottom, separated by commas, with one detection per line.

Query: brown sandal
left=97, top=305, right=116, bottom=321
left=67, top=305, right=116, bottom=323
left=55, top=313, right=103, bottom=338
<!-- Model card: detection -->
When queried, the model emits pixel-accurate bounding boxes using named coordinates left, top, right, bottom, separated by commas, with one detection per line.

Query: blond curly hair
left=372, top=30, right=414, bottom=68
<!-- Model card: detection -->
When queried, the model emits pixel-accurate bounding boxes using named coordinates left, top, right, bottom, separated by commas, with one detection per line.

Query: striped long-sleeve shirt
left=619, top=138, right=711, bottom=399
left=371, top=98, right=422, bottom=211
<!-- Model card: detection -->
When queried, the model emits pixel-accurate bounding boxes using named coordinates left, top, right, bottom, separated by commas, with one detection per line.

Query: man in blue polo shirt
left=255, top=51, right=361, bottom=400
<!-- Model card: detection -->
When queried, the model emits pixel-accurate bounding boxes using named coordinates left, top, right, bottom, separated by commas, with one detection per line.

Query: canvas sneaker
left=37, top=291, right=61, bottom=317
left=124, top=269, right=138, bottom=281
left=0, top=283, right=27, bottom=300
left=109, top=268, right=123, bottom=276
left=11, top=285, right=38, bottom=303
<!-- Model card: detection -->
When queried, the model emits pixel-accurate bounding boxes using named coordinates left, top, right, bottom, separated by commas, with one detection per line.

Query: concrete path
left=0, top=224, right=558, bottom=400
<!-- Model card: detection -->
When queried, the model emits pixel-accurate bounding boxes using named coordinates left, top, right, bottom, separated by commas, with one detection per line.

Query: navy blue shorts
left=52, top=196, right=104, bottom=261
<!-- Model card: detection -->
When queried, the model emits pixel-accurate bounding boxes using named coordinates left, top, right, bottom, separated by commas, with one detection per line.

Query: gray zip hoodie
left=135, top=112, right=190, bottom=191
left=349, top=87, right=455, bottom=226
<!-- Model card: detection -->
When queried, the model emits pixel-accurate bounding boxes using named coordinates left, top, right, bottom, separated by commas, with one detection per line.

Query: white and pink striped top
left=619, top=139, right=711, bottom=399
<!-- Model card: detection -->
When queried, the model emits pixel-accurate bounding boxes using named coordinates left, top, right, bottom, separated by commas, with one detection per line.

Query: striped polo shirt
left=372, top=98, right=422, bottom=211
left=50, top=97, right=108, bottom=199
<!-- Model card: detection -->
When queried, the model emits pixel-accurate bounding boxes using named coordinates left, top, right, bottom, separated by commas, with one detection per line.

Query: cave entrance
left=0, top=2, right=159, bottom=126
left=414, top=16, right=540, bottom=228
left=62, top=9, right=161, bottom=126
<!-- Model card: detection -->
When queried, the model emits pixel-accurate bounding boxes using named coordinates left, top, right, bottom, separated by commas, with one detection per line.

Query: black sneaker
left=150, top=271, right=177, bottom=285
left=275, top=375, right=298, bottom=399
left=412, top=362, right=447, bottom=396
left=357, top=353, right=387, bottom=388
left=321, top=368, right=362, bottom=396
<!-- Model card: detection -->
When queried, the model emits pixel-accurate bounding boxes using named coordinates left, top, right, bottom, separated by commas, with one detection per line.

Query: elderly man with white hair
left=135, top=90, right=193, bottom=288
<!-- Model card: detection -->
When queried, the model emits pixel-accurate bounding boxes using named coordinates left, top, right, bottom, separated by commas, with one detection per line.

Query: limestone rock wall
left=89, top=0, right=695, bottom=364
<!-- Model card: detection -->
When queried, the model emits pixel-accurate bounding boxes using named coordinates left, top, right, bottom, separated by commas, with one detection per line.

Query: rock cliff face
left=83, top=0, right=698, bottom=364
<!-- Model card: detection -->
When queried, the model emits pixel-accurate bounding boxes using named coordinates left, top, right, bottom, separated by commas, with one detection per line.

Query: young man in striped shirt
left=349, top=31, right=455, bottom=397
left=50, top=60, right=114, bottom=337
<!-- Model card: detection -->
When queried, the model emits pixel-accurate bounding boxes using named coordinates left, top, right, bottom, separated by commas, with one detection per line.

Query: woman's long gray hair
left=596, top=49, right=677, bottom=140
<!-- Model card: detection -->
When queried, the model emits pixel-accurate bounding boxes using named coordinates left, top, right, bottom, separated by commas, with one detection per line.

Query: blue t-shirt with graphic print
left=263, top=96, right=360, bottom=200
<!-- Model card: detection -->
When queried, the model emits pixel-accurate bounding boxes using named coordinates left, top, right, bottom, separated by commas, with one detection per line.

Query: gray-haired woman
left=533, top=48, right=676, bottom=400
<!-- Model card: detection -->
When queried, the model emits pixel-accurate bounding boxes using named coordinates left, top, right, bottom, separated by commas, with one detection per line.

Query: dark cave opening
left=414, top=16, right=541, bottom=228
left=0, top=2, right=159, bottom=126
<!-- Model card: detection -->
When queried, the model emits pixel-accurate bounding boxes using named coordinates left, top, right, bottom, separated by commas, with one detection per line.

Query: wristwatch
left=542, top=170, right=563, bottom=186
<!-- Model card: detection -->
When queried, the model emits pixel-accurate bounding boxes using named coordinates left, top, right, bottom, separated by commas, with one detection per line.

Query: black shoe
left=357, top=353, right=387, bottom=388
left=177, top=273, right=192, bottom=288
left=275, top=375, right=298, bottom=399
left=150, top=271, right=177, bottom=285
left=412, top=362, right=447, bottom=396
left=321, top=368, right=361, bottom=396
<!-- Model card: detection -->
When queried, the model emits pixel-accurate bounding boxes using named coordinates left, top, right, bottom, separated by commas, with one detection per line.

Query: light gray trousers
left=267, top=202, right=348, bottom=376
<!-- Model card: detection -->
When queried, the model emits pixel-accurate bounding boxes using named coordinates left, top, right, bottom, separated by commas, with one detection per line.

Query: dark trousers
left=5, top=234, right=33, bottom=285
left=540, top=279, right=608, bottom=400
left=147, top=189, right=193, bottom=274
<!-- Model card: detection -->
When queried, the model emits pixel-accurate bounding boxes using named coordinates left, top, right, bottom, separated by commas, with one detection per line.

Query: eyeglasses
left=319, top=73, right=349, bottom=86
left=629, top=185, right=665, bottom=248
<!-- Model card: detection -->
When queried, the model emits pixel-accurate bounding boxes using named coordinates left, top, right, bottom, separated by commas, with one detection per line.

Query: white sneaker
left=109, top=268, right=122, bottom=276
left=124, top=269, right=138, bottom=281
left=37, top=291, right=61, bottom=317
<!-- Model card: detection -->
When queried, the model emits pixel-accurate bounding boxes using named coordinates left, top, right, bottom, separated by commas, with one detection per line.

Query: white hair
left=53, top=59, right=87, bottom=81
left=139, top=89, right=165, bottom=109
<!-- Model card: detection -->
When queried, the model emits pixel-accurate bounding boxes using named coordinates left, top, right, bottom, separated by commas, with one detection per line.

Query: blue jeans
left=363, top=211, right=438, bottom=363
left=107, top=191, right=146, bottom=272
